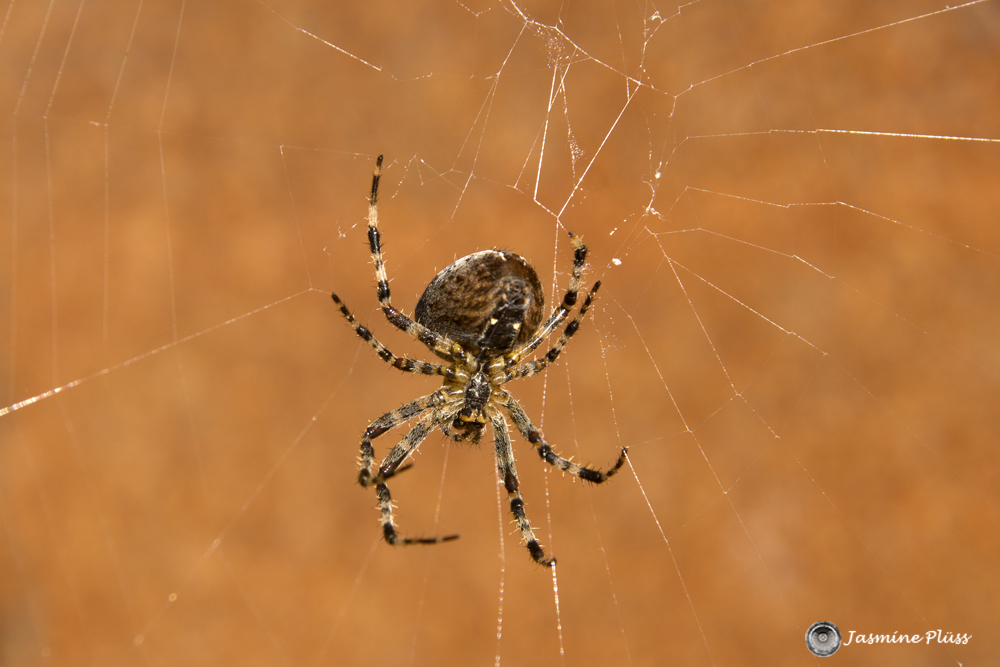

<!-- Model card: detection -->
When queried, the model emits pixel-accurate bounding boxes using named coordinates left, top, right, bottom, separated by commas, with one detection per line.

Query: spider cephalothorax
left=331, top=155, right=627, bottom=566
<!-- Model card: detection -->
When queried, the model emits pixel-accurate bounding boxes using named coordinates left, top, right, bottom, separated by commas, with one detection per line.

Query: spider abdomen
left=414, top=250, right=544, bottom=356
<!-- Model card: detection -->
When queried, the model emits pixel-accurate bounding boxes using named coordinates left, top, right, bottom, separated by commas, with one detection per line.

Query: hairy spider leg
left=367, top=407, right=462, bottom=546
left=358, top=392, right=445, bottom=487
left=503, top=231, right=588, bottom=367
left=497, top=280, right=602, bottom=383
left=331, top=292, right=460, bottom=379
left=365, top=155, right=475, bottom=368
left=499, top=390, right=628, bottom=483
left=490, top=408, right=554, bottom=566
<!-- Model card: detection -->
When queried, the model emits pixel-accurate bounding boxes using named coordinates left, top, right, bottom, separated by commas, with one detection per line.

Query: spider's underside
left=330, top=155, right=628, bottom=566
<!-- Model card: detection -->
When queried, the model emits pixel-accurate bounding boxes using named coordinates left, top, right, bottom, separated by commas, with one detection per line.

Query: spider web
left=2, top=0, right=999, bottom=664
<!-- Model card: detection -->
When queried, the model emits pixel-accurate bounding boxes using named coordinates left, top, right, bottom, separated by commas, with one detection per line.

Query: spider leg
left=331, top=292, right=460, bottom=379
left=490, top=408, right=554, bottom=566
left=371, top=406, right=442, bottom=483
left=358, top=390, right=461, bottom=486
left=497, top=280, right=600, bottom=384
left=501, top=231, right=588, bottom=368
left=499, top=390, right=628, bottom=483
left=364, top=155, right=475, bottom=368
left=367, top=406, right=462, bottom=546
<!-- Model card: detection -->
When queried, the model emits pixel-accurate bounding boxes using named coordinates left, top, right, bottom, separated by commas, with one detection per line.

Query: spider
left=331, top=155, right=628, bottom=566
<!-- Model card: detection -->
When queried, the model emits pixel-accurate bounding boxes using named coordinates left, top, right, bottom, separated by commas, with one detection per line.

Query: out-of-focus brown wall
left=1, top=0, right=998, bottom=665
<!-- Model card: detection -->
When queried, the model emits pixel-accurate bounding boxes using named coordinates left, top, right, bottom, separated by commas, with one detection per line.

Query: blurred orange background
left=2, top=0, right=999, bottom=665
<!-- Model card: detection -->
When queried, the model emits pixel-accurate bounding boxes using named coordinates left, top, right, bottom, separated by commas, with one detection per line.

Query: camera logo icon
left=805, top=621, right=842, bottom=656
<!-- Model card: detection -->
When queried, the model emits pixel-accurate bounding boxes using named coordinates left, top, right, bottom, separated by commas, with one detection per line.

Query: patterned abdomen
left=414, top=250, right=544, bottom=356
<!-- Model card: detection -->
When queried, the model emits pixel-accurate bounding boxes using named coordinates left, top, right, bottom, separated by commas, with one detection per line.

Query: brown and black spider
left=331, top=155, right=627, bottom=566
